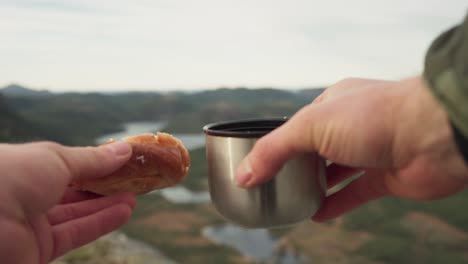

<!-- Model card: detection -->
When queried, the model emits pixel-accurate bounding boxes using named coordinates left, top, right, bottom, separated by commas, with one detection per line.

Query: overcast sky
left=0, top=0, right=466, bottom=91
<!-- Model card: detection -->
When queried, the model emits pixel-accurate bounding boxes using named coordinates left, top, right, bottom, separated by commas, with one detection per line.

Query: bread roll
left=70, top=132, right=190, bottom=195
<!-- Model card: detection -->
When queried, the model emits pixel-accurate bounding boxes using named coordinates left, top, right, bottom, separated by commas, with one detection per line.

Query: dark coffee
left=203, top=118, right=287, bottom=138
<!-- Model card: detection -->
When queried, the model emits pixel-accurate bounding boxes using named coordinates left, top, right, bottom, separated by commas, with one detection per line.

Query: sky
left=0, top=0, right=467, bottom=92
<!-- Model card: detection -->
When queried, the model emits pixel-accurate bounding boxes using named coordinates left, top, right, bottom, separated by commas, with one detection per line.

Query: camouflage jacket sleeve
left=424, top=12, right=468, bottom=162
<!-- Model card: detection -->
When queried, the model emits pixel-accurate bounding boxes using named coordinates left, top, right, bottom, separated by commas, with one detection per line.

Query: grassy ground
left=121, top=194, right=251, bottom=264
left=343, top=193, right=468, bottom=264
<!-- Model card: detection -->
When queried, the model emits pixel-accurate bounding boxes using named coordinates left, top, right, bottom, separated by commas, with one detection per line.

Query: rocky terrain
left=52, top=231, right=176, bottom=264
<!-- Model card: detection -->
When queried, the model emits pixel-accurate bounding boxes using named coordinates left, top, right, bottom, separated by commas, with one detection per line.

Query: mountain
left=0, top=94, right=45, bottom=142
left=1, top=85, right=327, bottom=145
left=0, top=83, right=52, bottom=97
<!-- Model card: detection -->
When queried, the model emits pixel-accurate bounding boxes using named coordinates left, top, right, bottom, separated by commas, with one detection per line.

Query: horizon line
left=0, top=82, right=328, bottom=93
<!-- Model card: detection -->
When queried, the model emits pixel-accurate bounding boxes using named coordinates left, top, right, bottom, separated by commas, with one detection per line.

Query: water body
left=95, top=121, right=205, bottom=150
left=154, top=186, right=210, bottom=204
left=202, top=225, right=306, bottom=264
left=95, top=121, right=166, bottom=144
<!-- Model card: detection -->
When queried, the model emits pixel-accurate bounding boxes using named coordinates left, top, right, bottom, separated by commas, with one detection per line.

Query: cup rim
left=203, top=117, right=288, bottom=138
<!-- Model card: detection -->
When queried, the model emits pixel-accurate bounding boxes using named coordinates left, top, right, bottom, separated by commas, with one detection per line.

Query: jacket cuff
left=424, top=13, right=468, bottom=163
left=451, top=122, right=468, bottom=164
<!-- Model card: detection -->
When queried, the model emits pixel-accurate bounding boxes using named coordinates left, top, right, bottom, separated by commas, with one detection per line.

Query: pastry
left=70, top=132, right=190, bottom=195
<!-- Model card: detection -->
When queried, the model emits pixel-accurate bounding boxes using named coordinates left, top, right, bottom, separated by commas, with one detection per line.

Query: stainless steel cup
left=203, top=118, right=326, bottom=228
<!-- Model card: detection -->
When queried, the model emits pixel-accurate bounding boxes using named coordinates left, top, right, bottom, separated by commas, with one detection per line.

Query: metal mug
left=203, top=118, right=326, bottom=228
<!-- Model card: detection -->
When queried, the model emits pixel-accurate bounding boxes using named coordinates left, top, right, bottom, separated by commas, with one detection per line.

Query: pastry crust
left=70, top=132, right=190, bottom=195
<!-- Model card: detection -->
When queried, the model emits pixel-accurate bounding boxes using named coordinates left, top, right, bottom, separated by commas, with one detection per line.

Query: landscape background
left=1, top=83, right=468, bottom=264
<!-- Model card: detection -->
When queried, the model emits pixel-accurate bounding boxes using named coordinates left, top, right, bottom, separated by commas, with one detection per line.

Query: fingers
left=235, top=132, right=295, bottom=187
left=60, top=188, right=102, bottom=204
left=51, top=140, right=132, bottom=181
left=236, top=111, right=311, bottom=187
left=236, top=83, right=365, bottom=188
left=52, top=203, right=132, bottom=259
left=48, top=193, right=136, bottom=225
left=313, top=171, right=389, bottom=222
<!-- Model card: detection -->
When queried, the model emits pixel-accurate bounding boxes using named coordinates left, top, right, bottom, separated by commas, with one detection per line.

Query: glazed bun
left=70, top=132, right=190, bottom=195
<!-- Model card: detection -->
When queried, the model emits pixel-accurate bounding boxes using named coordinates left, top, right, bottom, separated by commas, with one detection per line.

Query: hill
left=1, top=86, right=325, bottom=145
left=0, top=83, right=51, bottom=97
left=0, top=94, right=46, bottom=142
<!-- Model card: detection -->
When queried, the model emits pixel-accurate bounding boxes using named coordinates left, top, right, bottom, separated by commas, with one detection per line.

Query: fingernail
left=105, top=141, right=132, bottom=156
left=236, top=157, right=253, bottom=188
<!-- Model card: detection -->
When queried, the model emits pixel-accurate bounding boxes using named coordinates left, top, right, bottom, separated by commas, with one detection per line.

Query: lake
left=95, top=121, right=205, bottom=150
left=155, top=186, right=210, bottom=203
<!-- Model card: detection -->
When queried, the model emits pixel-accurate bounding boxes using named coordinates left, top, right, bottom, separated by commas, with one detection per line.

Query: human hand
left=0, top=141, right=135, bottom=264
left=236, top=76, right=468, bottom=221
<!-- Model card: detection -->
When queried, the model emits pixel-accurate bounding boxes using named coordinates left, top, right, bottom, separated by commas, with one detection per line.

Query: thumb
left=7, top=141, right=132, bottom=218
left=57, top=140, right=132, bottom=181
left=236, top=105, right=321, bottom=188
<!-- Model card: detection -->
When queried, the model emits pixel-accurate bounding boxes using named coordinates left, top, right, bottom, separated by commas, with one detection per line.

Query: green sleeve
left=424, top=13, right=468, bottom=139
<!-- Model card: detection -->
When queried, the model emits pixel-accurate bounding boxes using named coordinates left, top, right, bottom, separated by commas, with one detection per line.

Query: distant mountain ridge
left=0, top=83, right=326, bottom=145
left=0, top=84, right=52, bottom=97
left=0, top=83, right=325, bottom=97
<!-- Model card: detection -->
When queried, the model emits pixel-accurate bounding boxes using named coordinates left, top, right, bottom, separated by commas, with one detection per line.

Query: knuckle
left=311, top=89, right=327, bottom=104
left=89, top=146, right=108, bottom=160
left=294, top=105, right=322, bottom=151
left=44, top=144, right=78, bottom=179
left=315, top=77, right=360, bottom=102
left=336, top=77, right=356, bottom=86
left=332, top=77, right=363, bottom=90
left=35, top=141, right=63, bottom=151
left=315, top=127, right=334, bottom=157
